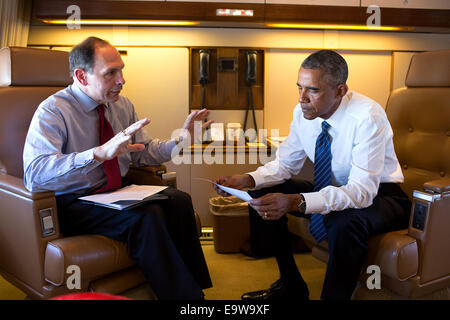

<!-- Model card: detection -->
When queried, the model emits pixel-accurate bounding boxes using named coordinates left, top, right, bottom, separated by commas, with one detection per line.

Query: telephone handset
left=243, top=51, right=258, bottom=137
left=199, top=49, right=210, bottom=86
left=246, top=51, right=257, bottom=86
left=199, top=49, right=211, bottom=142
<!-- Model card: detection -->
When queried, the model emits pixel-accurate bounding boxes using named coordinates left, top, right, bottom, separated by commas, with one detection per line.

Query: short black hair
left=69, top=37, right=110, bottom=76
left=301, top=50, right=348, bottom=86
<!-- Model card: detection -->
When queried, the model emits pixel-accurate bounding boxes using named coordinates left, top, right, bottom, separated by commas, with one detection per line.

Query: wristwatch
left=297, top=194, right=306, bottom=214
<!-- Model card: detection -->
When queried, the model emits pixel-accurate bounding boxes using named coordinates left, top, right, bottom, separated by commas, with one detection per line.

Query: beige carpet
left=0, top=276, right=26, bottom=300
left=202, top=242, right=326, bottom=300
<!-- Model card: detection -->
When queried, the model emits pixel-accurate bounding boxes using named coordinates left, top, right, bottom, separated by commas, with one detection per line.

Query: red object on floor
left=50, top=292, right=131, bottom=300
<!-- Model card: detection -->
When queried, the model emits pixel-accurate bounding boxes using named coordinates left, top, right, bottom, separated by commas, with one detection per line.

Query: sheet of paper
left=193, top=178, right=253, bottom=202
left=79, top=184, right=168, bottom=204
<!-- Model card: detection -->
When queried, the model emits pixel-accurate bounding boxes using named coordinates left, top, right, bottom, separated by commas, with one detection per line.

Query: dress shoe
left=241, top=279, right=309, bottom=300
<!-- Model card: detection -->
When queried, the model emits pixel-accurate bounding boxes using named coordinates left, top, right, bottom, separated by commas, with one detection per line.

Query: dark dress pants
left=56, top=186, right=212, bottom=300
left=247, top=180, right=411, bottom=300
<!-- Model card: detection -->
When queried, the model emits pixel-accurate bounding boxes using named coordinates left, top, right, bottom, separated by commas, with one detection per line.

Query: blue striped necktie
left=309, top=121, right=332, bottom=243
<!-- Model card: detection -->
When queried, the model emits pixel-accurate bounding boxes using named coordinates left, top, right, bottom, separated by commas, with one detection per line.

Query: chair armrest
left=0, top=172, right=55, bottom=200
left=423, top=177, right=450, bottom=194
left=0, top=173, right=61, bottom=293
left=366, top=230, right=418, bottom=281
left=126, top=164, right=177, bottom=188
left=407, top=178, right=450, bottom=284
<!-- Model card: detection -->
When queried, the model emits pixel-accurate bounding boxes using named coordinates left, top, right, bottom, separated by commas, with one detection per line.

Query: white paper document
left=79, top=184, right=168, bottom=210
left=194, top=178, right=253, bottom=202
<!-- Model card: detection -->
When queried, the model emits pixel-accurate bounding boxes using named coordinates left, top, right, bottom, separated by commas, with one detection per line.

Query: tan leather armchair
left=288, top=49, right=450, bottom=298
left=0, top=47, right=175, bottom=299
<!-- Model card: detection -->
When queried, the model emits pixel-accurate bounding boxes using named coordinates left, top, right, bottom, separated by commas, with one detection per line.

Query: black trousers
left=56, top=186, right=212, bottom=300
left=247, top=180, right=411, bottom=300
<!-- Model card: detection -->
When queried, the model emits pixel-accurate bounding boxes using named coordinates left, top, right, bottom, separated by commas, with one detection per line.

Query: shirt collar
left=70, top=83, right=101, bottom=112
left=320, top=91, right=350, bottom=133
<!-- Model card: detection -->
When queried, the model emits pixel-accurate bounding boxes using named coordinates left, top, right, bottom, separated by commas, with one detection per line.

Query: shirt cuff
left=247, top=171, right=263, bottom=190
left=165, top=139, right=177, bottom=157
left=302, top=191, right=327, bottom=214
left=74, top=148, right=102, bottom=169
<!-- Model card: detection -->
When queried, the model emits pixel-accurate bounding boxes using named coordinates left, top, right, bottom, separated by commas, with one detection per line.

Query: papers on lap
left=79, top=184, right=168, bottom=210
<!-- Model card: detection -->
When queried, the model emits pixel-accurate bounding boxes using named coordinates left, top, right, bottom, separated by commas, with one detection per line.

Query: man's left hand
left=248, top=193, right=301, bottom=220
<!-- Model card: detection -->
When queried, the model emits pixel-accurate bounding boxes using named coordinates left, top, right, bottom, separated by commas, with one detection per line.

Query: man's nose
left=299, top=90, right=309, bottom=103
left=116, top=71, right=125, bottom=85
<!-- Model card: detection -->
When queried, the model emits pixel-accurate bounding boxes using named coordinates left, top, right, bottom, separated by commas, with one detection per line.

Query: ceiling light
left=266, top=23, right=405, bottom=31
left=216, top=9, right=254, bottom=17
left=42, top=19, right=199, bottom=26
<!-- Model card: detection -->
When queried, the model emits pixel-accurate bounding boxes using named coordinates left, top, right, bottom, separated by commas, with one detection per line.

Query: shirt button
left=403, top=164, right=408, bottom=170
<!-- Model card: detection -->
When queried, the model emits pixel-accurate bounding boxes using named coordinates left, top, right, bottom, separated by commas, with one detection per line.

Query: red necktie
left=94, top=104, right=122, bottom=193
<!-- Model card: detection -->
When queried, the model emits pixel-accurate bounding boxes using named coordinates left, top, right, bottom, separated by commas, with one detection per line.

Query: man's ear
left=336, top=83, right=348, bottom=98
left=74, top=69, right=88, bottom=86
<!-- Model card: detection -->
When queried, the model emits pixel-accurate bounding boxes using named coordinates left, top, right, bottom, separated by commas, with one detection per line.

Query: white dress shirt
left=248, top=91, right=404, bottom=215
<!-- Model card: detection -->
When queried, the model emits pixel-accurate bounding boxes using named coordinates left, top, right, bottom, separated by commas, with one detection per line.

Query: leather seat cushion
left=365, top=230, right=418, bottom=281
left=44, top=235, right=136, bottom=286
left=288, top=214, right=418, bottom=281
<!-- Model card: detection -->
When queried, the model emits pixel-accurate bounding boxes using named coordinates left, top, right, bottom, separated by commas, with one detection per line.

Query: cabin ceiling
left=32, top=0, right=450, bottom=33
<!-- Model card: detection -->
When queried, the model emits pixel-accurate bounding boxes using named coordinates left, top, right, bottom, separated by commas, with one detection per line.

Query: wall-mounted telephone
left=199, top=49, right=210, bottom=86
left=199, top=49, right=211, bottom=142
left=246, top=51, right=257, bottom=86
left=243, top=51, right=258, bottom=138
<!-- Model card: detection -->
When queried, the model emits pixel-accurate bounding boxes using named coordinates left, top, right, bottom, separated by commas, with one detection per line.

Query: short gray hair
left=301, top=50, right=348, bottom=86
left=69, top=37, right=110, bottom=76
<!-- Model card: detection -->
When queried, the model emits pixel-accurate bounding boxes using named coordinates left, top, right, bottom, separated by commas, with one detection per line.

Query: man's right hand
left=213, top=174, right=255, bottom=197
left=93, top=118, right=150, bottom=162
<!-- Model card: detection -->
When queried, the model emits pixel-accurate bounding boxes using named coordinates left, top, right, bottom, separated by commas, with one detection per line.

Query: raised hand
left=94, top=118, right=150, bottom=162
left=182, top=108, right=214, bottom=144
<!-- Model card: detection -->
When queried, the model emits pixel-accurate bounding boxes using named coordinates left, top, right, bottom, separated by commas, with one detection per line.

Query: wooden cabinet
left=166, top=0, right=265, bottom=3
left=360, top=0, right=450, bottom=10
left=266, top=0, right=359, bottom=6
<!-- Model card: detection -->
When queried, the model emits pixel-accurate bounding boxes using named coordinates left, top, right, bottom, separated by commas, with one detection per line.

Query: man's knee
left=248, top=188, right=269, bottom=198
left=164, top=187, right=193, bottom=205
left=325, top=211, right=369, bottom=246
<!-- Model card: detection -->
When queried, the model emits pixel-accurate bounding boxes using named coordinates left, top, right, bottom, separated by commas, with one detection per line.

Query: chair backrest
left=386, top=50, right=450, bottom=198
left=0, top=47, right=72, bottom=178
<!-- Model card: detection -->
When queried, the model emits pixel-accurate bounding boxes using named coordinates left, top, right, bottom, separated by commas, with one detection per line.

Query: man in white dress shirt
left=214, top=50, right=411, bottom=300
